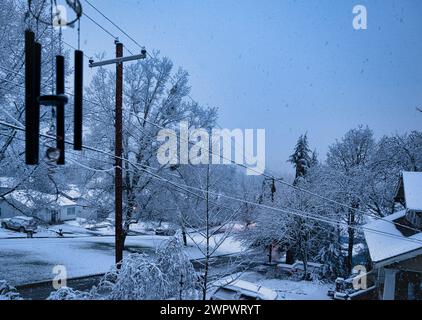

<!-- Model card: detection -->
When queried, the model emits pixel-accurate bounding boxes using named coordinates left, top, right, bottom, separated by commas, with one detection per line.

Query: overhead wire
left=0, top=119, right=422, bottom=246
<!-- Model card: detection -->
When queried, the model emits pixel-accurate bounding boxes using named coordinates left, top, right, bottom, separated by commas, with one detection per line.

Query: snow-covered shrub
left=316, top=243, right=346, bottom=280
left=93, top=236, right=198, bottom=300
left=155, top=236, right=199, bottom=299
left=47, top=286, right=91, bottom=300
left=0, top=280, right=22, bottom=300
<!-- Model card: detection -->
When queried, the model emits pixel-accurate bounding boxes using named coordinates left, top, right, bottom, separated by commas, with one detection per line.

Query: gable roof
left=402, top=172, right=422, bottom=211
left=3, top=190, right=77, bottom=208
left=363, top=210, right=422, bottom=267
left=395, top=171, right=422, bottom=211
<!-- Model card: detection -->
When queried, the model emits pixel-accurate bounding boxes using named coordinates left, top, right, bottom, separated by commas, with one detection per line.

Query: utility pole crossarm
left=89, top=51, right=147, bottom=68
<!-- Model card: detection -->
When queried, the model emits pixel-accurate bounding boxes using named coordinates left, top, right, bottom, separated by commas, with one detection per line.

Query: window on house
left=67, top=207, right=76, bottom=216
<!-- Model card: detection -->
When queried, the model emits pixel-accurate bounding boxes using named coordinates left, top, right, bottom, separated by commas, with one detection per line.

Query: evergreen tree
left=289, top=134, right=312, bottom=182
left=310, top=149, right=319, bottom=168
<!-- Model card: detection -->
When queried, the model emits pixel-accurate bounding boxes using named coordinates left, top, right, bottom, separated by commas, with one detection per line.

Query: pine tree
left=285, top=134, right=313, bottom=264
left=310, top=149, right=319, bottom=168
left=289, top=134, right=312, bottom=182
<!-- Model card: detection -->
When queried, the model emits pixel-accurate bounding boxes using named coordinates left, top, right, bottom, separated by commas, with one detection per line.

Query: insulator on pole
left=25, top=29, right=40, bottom=165
left=74, top=50, right=83, bottom=150
left=56, top=55, right=65, bottom=165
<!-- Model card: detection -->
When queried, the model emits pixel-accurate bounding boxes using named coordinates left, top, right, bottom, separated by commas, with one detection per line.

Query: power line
left=0, top=119, right=421, bottom=246
left=118, top=155, right=422, bottom=246
left=84, top=0, right=145, bottom=51
left=3, top=1, right=420, bottom=234
left=1, top=1, right=418, bottom=250
left=0, top=129, right=239, bottom=216
left=62, top=39, right=92, bottom=59
left=2, top=62, right=420, bottom=235
left=82, top=10, right=134, bottom=55
left=71, top=1, right=401, bottom=230
left=83, top=12, right=118, bottom=40
left=129, top=112, right=422, bottom=234
left=1, top=67, right=419, bottom=234
left=0, top=132, right=115, bottom=167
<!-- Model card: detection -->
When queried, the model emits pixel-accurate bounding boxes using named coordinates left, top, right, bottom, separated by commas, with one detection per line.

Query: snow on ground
left=0, top=224, right=97, bottom=239
left=129, top=221, right=170, bottom=234
left=0, top=219, right=128, bottom=239
left=240, top=272, right=333, bottom=300
left=186, top=232, right=245, bottom=258
left=0, top=232, right=245, bottom=286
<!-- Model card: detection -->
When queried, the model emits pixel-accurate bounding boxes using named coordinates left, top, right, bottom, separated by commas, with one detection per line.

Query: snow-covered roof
left=61, top=184, right=82, bottom=200
left=4, top=190, right=77, bottom=208
left=0, top=177, right=17, bottom=188
left=402, top=171, right=422, bottom=211
left=363, top=210, right=422, bottom=266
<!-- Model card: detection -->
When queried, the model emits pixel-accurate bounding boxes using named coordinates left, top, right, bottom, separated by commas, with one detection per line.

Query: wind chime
left=25, top=0, right=84, bottom=167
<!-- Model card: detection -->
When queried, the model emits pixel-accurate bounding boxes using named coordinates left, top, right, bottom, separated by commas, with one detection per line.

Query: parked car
left=1, top=216, right=37, bottom=233
left=210, top=279, right=278, bottom=300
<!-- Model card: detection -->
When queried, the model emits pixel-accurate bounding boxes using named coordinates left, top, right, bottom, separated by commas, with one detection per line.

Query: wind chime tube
left=25, top=29, right=39, bottom=165
left=34, top=41, right=42, bottom=156
left=56, top=55, right=65, bottom=165
left=73, top=50, right=83, bottom=150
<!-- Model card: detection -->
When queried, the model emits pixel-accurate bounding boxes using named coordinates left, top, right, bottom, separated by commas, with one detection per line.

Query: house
left=60, top=185, right=97, bottom=220
left=363, top=171, right=422, bottom=300
left=395, top=171, right=422, bottom=230
left=0, top=190, right=81, bottom=224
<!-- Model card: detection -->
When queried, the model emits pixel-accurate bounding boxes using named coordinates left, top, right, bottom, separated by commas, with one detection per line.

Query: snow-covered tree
left=93, top=236, right=197, bottom=300
left=83, top=52, right=218, bottom=247
left=323, top=126, right=375, bottom=274
left=288, top=133, right=312, bottom=182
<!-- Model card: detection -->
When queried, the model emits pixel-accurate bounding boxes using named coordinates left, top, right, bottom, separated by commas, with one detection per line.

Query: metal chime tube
left=25, top=30, right=40, bottom=165
left=74, top=50, right=83, bottom=150
left=56, top=55, right=65, bottom=165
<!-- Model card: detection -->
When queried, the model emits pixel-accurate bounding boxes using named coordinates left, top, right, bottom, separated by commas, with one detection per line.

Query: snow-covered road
left=0, top=234, right=246, bottom=286
left=0, top=236, right=156, bottom=286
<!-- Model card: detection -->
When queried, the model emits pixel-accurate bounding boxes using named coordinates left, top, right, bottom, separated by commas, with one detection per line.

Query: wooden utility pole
left=89, top=41, right=146, bottom=265
left=115, top=41, right=124, bottom=264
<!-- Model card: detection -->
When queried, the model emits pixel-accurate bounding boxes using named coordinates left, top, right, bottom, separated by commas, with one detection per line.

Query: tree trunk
left=202, top=165, right=210, bottom=301
left=121, top=187, right=136, bottom=249
left=181, top=226, right=188, bottom=247
left=286, top=248, right=295, bottom=264
left=346, top=209, right=355, bottom=275
left=268, top=244, right=272, bottom=264
left=302, top=252, right=308, bottom=280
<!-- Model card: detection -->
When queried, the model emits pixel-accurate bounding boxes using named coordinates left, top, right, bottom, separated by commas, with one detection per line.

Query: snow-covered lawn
left=240, top=272, right=333, bottom=300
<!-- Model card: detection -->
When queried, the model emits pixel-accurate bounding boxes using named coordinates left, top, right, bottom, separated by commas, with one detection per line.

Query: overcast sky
left=64, top=0, right=422, bottom=174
